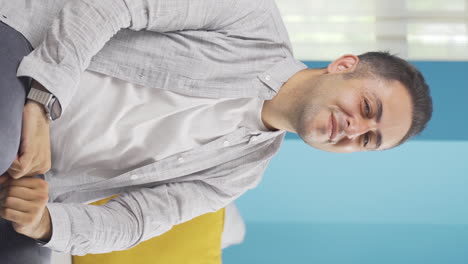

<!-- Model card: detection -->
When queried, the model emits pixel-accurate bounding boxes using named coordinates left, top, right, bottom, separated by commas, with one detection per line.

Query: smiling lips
left=329, top=112, right=339, bottom=142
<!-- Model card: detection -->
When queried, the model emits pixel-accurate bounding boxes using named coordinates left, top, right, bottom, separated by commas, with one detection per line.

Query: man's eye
left=364, top=99, right=371, bottom=117
left=363, top=133, right=370, bottom=147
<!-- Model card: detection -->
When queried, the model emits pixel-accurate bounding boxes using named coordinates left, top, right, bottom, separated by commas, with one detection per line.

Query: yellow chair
left=73, top=196, right=225, bottom=264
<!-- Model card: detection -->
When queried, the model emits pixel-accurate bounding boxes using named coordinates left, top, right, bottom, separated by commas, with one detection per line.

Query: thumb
left=9, top=151, right=32, bottom=179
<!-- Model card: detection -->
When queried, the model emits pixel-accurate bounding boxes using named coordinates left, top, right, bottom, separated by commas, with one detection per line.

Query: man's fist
left=0, top=173, right=52, bottom=241
left=7, top=98, right=52, bottom=179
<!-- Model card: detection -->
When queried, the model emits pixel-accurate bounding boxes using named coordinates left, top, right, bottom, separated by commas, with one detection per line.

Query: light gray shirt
left=47, top=70, right=268, bottom=204
left=0, top=0, right=307, bottom=255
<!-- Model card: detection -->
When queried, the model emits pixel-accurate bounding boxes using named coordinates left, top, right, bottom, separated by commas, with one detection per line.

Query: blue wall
left=224, top=223, right=468, bottom=264
left=223, top=61, right=468, bottom=264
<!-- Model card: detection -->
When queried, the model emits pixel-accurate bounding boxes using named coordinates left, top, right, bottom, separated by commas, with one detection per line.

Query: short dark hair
left=344, top=51, right=433, bottom=147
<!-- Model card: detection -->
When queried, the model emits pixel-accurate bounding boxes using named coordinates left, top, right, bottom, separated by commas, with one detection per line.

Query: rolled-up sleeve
left=16, top=0, right=265, bottom=114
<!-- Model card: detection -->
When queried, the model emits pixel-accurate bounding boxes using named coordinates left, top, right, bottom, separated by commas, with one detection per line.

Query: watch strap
left=27, top=88, right=53, bottom=106
left=27, top=88, right=54, bottom=120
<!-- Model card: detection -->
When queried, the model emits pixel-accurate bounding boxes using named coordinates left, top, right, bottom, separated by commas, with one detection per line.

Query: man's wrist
left=34, top=207, right=53, bottom=242
left=27, top=80, right=50, bottom=115
left=25, top=100, right=51, bottom=124
left=27, top=79, right=62, bottom=121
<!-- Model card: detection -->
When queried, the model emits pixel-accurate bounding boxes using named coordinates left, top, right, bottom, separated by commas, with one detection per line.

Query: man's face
left=295, top=74, right=413, bottom=153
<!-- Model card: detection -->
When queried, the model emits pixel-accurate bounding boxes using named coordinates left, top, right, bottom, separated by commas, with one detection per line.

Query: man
left=0, top=0, right=432, bottom=262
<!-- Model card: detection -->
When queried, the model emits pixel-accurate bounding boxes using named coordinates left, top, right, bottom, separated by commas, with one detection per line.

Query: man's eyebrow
left=375, top=131, right=382, bottom=150
left=375, top=95, right=383, bottom=123
left=373, top=94, right=383, bottom=150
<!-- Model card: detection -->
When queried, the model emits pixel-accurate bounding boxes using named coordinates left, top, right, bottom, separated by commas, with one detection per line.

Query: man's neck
left=261, top=68, right=326, bottom=132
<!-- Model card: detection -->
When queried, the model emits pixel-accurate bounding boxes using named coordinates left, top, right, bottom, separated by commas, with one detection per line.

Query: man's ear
left=327, top=54, right=359, bottom=74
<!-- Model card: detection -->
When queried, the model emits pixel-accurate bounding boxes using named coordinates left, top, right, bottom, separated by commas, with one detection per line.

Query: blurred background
left=223, top=0, right=468, bottom=263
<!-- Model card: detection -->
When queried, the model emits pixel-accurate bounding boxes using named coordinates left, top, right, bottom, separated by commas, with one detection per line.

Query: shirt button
left=130, top=175, right=139, bottom=180
left=251, top=136, right=258, bottom=142
left=265, top=75, right=271, bottom=81
left=223, top=141, right=230, bottom=147
left=178, top=157, right=184, bottom=163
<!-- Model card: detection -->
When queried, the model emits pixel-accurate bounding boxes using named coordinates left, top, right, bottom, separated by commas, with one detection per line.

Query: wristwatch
left=27, top=87, right=62, bottom=121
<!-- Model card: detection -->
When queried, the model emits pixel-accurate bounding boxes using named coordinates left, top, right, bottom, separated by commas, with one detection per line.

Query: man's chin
left=301, top=138, right=356, bottom=154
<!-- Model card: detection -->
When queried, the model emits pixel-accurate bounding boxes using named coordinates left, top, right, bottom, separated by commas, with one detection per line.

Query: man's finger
left=0, top=186, right=40, bottom=201
left=0, top=207, right=29, bottom=224
left=8, top=153, right=33, bottom=179
left=7, top=160, right=23, bottom=178
left=1, top=196, right=35, bottom=213
left=5, top=177, right=48, bottom=191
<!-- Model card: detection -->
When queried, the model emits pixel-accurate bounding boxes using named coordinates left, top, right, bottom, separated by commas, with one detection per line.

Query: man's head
left=289, top=51, right=432, bottom=153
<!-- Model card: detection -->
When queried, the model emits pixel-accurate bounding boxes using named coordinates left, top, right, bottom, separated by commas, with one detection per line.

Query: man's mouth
left=329, top=112, right=337, bottom=142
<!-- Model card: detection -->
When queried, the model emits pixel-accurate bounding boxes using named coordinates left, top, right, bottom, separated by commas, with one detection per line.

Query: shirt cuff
left=39, top=203, right=72, bottom=252
left=16, top=49, right=75, bottom=116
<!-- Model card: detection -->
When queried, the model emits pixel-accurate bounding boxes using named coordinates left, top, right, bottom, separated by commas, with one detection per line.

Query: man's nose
left=345, top=118, right=377, bottom=139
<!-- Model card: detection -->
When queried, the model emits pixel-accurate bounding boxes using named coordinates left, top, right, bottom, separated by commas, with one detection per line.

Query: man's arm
left=7, top=81, right=52, bottom=179
left=17, top=0, right=265, bottom=115
left=11, top=0, right=268, bottom=179
left=44, top=180, right=238, bottom=255
left=39, top=153, right=269, bottom=255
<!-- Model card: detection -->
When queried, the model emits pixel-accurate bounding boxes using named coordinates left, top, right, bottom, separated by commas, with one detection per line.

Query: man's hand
left=0, top=173, right=52, bottom=241
left=7, top=97, right=52, bottom=179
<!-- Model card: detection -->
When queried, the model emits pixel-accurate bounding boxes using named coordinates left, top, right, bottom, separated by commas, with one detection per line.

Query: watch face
left=50, top=98, right=62, bottom=120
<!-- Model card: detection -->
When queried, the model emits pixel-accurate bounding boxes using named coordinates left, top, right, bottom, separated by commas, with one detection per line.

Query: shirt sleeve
left=16, top=0, right=266, bottom=114
left=42, top=158, right=268, bottom=255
